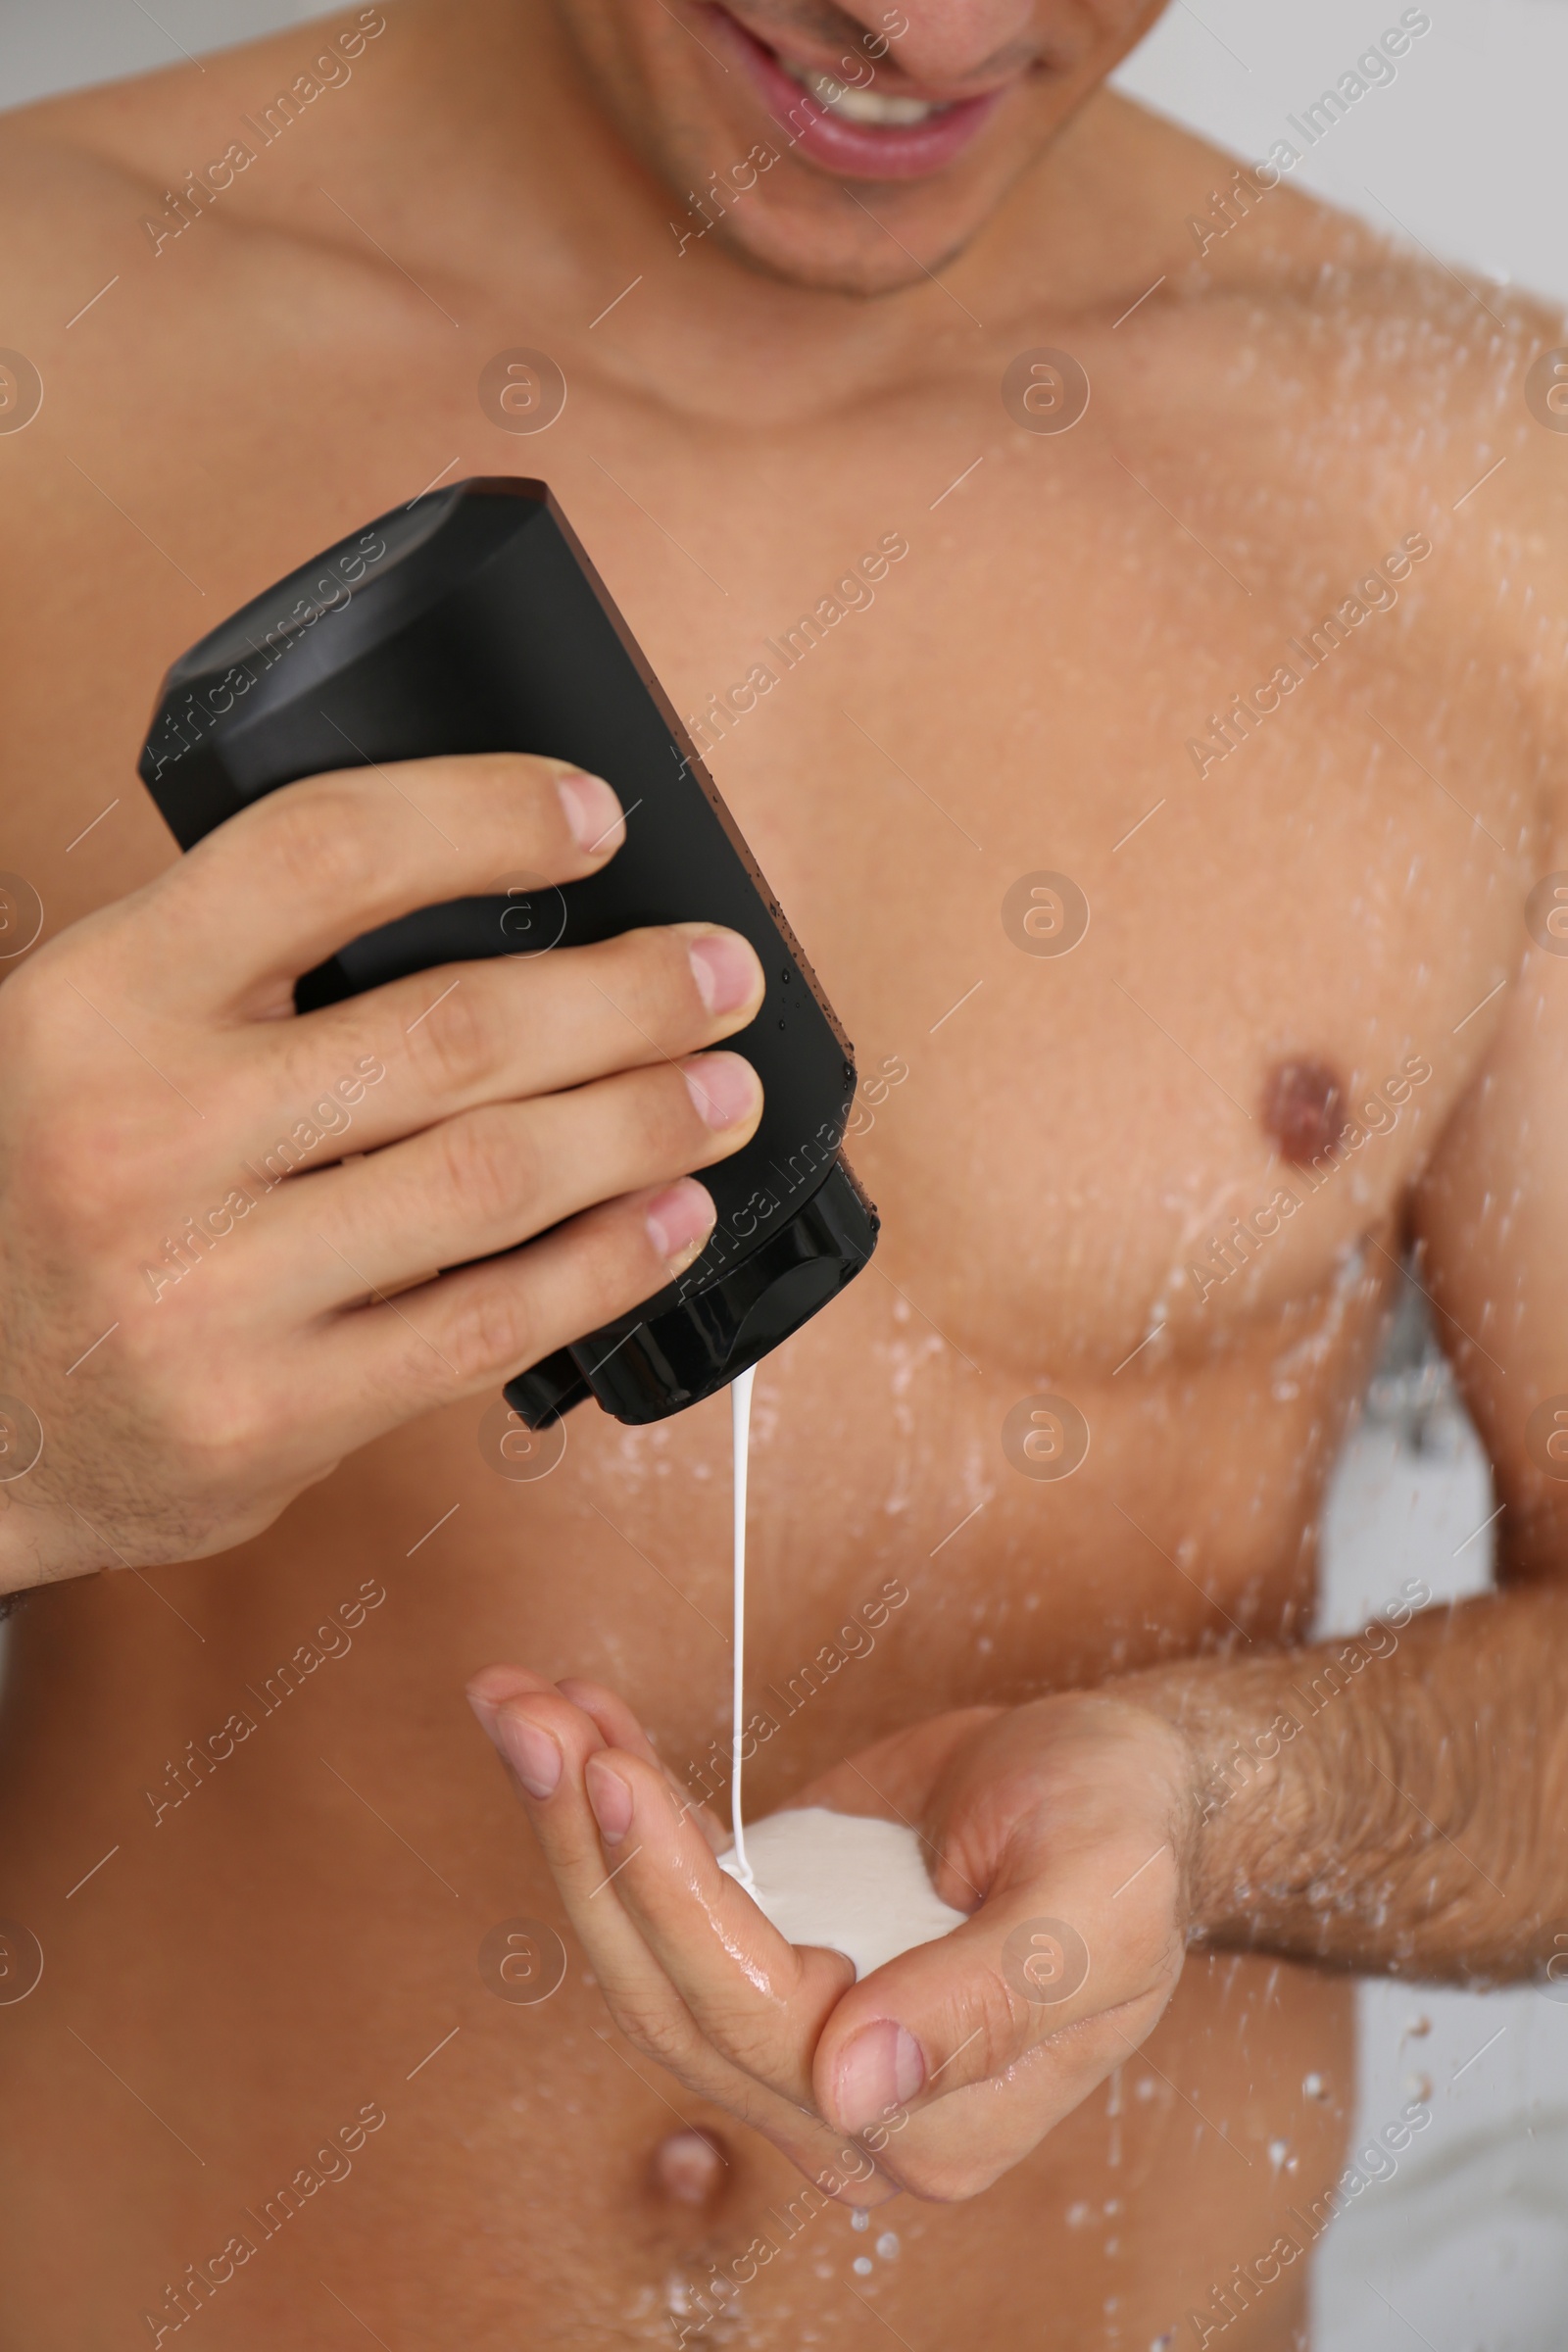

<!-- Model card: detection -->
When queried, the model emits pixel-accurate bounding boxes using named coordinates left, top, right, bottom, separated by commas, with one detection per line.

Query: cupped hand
left=466, top=1666, right=1201, bottom=2203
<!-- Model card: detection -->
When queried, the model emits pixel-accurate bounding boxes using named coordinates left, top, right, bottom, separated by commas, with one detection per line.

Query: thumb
left=812, top=1884, right=1105, bottom=2137
left=812, top=1714, right=1191, bottom=2134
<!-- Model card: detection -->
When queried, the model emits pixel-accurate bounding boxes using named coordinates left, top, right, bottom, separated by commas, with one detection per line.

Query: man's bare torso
left=0, top=7, right=1553, bottom=2343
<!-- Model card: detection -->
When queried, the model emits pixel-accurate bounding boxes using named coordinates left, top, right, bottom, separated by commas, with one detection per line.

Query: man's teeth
left=782, top=60, right=947, bottom=125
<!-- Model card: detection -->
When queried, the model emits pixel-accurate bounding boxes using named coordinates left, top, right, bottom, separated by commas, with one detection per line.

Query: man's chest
left=4, top=320, right=1516, bottom=1378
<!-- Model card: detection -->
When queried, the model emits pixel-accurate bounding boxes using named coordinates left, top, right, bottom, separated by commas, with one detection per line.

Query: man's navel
left=649, top=2128, right=731, bottom=2213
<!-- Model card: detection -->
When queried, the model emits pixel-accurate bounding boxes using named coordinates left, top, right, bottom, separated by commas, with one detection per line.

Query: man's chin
left=667, top=135, right=1031, bottom=297
left=692, top=195, right=986, bottom=298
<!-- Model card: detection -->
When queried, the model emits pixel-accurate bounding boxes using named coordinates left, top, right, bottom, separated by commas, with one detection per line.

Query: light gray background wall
left=2, top=5, right=1564, bottom=2349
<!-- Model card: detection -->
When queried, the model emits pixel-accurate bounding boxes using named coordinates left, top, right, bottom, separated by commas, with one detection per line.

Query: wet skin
left=2, top=2, right=1568, bottom=2345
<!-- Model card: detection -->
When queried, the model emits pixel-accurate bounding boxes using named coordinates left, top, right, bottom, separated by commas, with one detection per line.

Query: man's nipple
left=649, top=2129, right=731, bottom=2211
left=1261, top=1056, right=1347, bottom=1165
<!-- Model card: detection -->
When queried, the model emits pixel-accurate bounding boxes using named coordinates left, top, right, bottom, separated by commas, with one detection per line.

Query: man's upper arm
left=1416, top=382, right=1568, bottom=1580
left=1418, top=935, right=1568, bottom=1576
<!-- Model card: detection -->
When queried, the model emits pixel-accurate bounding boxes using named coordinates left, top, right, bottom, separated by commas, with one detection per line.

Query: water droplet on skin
left=851, top=2207, right=870, bottom=2231
left=1067, top=2201, right=1092, bottom=2228
left=1268, top=2139, right=1290, bottom=2172
left=875, top=2231, right=899, bottom=2260
left=853, top=2256, right=873, bottom=2277
left=1303, top=2072, right=1329, bottom=2100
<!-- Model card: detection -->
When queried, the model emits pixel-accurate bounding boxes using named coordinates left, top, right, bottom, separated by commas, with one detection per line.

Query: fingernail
left=645, top=1177, right=715, bottom=1267
left=585, top=1755, right=634, bottom=1845
left=558, top=770, right=622, bottom=854
left=833, top=2021, right=926, bottom=2132
left=683, top=1052, right=760, bottom=1131
left=496, top=1705, right=562, bottom=1800
left=686, top=927, right=760, bottom=1016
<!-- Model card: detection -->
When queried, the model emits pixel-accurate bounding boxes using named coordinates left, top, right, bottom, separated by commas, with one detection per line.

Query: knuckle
left=621, top=1095, right=714, bottom=1207
left=0, top=949, right=88, bottom=1099
left=605, top=1990, right=697, bottom=2072
left=951, top=1972, right=1025, bottom=2073
left=0, top=950, right=49, bottom=1048
left=604, top=926, right=707, bottom=1045
left=437, top=1277, right=538, bottom=1387
left=466, top=749, right=567, bottom=800
left=179, top=1379, right=278, bottom=1479
left=602, top=1080, right=671, bottom=1182
left=433, top=1109, right=531, bottom=1229
left=117, top=1325, right=276, bottom=1481
left=27, top=1121, right=125, bottom=1249
left=1, top=996, right=154, bottom=1248
left=630, top=1066, right=709, bottom=1166
left=247, top=782, right=381, bottom=909
left=403, top=974, right=508, bottom=1099
left=564, top=1196, right=668, bottom=1310
left=419, top=750, right=573, bottom=846
left=710, top=2007, right=796, bottom=2081
left=274, top=1011, right=385, bottom=1117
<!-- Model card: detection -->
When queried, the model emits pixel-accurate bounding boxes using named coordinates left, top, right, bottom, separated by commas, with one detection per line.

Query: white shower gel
left=727, top=1366, right=756, bottom=1890
left=716, top=1371, right=967, bottom=1978
left=719, top=1804, right=968, bottom=1979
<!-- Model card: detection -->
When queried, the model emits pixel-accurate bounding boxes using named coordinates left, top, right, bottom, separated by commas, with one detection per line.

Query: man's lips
left=707, top=8, right=1009, bottom=181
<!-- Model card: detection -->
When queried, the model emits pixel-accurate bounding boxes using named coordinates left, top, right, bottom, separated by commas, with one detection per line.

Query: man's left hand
left=466, top=1667, right=1199, bottom=2202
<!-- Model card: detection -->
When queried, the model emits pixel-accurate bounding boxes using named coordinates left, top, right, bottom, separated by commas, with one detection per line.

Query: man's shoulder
left=0, top=58, right=264, bottom=368
left=0, top=78, right=171, bottom=314
left=1088, top=101, right=1567, bottom=659
left=0, top=20, right=405, bottom=720
left=1086, top=92, right=1559, bottom=419
left=1008, top=95, right=1568, bottom=774
left=0, top=12, right=393, bottom=346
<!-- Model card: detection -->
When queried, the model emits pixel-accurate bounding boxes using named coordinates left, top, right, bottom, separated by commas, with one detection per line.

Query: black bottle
left=137, top=477, right=878, bottom=1426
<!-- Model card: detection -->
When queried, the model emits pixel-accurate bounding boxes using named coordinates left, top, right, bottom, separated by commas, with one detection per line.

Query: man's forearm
left=1120, top=1582, right=1568, bottom=1981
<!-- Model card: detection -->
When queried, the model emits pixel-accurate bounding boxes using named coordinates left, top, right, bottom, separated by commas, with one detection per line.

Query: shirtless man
left=1, top=0, right=1565, bottom=2343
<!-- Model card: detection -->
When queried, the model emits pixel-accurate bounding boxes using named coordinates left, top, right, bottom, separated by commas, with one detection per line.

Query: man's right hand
left=0, top=753, right=765, bottom=1592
